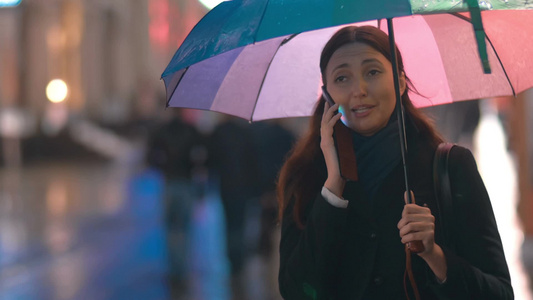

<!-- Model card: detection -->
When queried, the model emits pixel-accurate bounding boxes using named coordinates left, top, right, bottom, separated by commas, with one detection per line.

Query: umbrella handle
left=408, top=241, right=425, bottom=253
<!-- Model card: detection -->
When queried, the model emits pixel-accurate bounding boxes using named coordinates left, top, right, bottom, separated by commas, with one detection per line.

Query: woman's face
left=325, top=42, right=405, bottom=136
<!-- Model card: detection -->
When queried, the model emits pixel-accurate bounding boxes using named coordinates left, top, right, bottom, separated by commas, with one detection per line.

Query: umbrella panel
left=165, top=11, right=533, bottom=122
left=481, top=10, right=533, bottom=94
left=167, top=37, right=286, bottom=120
left=393, top=13, right=514, bottom=107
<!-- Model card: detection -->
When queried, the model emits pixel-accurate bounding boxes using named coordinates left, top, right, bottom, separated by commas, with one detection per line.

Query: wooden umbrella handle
left=408, top=241, right=425, bottom=253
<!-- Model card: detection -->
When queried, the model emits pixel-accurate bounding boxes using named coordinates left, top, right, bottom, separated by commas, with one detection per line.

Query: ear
left=399, top=72, right=407, bottom=95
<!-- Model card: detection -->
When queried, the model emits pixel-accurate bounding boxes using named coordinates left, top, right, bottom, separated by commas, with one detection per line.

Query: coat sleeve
left=278, top=193, right=349, bottom=299
left=430, top=146, right=514, bottom=299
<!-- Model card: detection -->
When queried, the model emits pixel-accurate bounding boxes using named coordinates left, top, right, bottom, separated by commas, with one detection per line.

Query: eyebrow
left=331, top=58, right=384, bottom=73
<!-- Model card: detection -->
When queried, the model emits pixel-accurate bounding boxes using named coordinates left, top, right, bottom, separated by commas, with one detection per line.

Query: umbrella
left=162, top=5, right=533, bottom=121
left=161, top=0, right=533, bottom=197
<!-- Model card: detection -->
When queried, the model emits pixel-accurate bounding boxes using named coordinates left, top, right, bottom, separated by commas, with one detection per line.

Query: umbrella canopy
left=162, top=0, right=527, bottom=78
left=163, top=8, right=533, bottom=121
left=161, top=0, right=533, bottom=203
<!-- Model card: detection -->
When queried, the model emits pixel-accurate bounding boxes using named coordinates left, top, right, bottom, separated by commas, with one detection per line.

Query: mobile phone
left=321, top=86, right=358, bottom=181
left=321, top=86, right=337, bottom=114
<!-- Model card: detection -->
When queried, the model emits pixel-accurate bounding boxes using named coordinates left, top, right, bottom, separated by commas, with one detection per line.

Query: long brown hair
left=277, top=25, right=443, bottom=228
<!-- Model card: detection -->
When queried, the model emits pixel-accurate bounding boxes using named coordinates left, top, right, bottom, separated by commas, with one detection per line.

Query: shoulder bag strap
left=433, top=143, right=456, bottom=251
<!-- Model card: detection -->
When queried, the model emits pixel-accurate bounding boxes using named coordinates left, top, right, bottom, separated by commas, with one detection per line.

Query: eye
left=367, top=69, right=381, bottom=76
left=334, top=75, right=347, bottom=82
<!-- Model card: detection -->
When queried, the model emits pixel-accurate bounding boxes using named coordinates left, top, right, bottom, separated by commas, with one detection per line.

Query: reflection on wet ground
left=0, top=162, right=170, bottom=300
left=0, top=160, right=281, bottom=300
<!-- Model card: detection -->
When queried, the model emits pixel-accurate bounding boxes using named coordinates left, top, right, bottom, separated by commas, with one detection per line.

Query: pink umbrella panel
left=164, top=10, right=533, bottom=122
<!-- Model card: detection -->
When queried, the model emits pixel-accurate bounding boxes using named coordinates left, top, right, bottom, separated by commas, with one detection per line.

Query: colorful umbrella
left=161, top=0, right=533, bottom=199
left=162, top=1, right=533, bottom=121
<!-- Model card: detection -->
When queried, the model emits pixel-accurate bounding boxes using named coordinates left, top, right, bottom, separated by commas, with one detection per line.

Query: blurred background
left=1, top=0, right=533, bottom=299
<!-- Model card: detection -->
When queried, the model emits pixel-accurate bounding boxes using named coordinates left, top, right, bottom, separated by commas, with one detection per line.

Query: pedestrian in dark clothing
left=250, top=120, right=296, bottom=258
left=146, top=111, right=207, bottom=288
left=209, top=116, right=260, bottom=276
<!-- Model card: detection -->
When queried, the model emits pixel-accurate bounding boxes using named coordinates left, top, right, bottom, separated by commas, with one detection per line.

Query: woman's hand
left=398, top=191, right=447, bottom=281
left=397, top=192, right=436, bottom=254
left=320, top=101, right=345, bottom=197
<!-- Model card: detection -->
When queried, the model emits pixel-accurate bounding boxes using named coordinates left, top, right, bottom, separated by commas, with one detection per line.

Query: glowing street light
left=46, top=79, right=68, bottom=103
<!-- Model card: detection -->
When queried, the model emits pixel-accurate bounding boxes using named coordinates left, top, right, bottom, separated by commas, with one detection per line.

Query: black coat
left=278, top=128, right=513, bottom=299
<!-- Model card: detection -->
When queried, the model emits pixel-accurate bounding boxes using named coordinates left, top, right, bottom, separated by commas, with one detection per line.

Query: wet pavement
left=0, top=159, right=282, bottom=300
left=0, top=161, right=168, bottom=300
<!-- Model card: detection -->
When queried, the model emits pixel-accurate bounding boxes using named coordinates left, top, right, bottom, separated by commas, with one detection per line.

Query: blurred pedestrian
left=146, top=109, right=207, bottom=291
left=208, top=116, right=260, bottom=277
left=250, top=120, right=295, bottom=258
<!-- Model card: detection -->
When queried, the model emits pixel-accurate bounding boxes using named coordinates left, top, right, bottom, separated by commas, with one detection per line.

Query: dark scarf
left=351, top=109, right=402, bottom=199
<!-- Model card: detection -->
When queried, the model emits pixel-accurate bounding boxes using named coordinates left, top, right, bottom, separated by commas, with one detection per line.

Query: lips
left=351, top=105, right=375, bottom=114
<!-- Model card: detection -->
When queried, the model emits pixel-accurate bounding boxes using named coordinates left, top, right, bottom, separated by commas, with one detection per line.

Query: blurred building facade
left=0, top=0, right=207, bottom=163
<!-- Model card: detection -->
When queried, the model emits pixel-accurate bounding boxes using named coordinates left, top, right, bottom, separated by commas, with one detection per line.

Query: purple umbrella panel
left=163, top=23, right=366, bottom=121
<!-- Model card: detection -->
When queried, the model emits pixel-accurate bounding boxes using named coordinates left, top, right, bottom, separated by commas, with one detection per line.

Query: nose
left=351, top=78, right=367, bottom=98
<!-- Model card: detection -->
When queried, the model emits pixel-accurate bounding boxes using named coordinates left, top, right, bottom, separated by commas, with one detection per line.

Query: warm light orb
left=46, top=79, right=68, bottom=103
left=198, top=0, right=225, bottom=10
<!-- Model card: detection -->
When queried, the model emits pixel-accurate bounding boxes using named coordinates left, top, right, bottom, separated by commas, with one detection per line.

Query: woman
left=277, top=26, right=513, bottom=299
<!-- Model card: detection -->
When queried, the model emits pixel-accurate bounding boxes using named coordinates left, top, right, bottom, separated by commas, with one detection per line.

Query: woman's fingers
left=321, top=101, right=334, bottom=122
left=401, top=231, right=433, bottom=244
left=330, top=111, right=342, bottom=125
left=400, top=204, right=432, bottom=218
left=397, top=192, right=436, bottom=254
left=399, top=218, right=435, bottom=251
left=320, top=102, right=341, bottom=144
left=322, top=102, right=340, bottom=125
left=320, top=101, right=344, bottom=191
left=321, top=101, right=330, bottom=120
left=398, top=220, right=435, bottom=238
left=398, top=204, right=435, bottom=229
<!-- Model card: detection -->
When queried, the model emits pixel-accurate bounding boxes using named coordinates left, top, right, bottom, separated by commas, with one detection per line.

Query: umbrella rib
left=484, top=35, right=516, bottom=97
left=252, top=0, right=271, bottom=43
left=165, top=66, right=189, bottom=108
left=450, top=13, right=516, bottom=97
left=249, top=34, right=299, bottom=122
